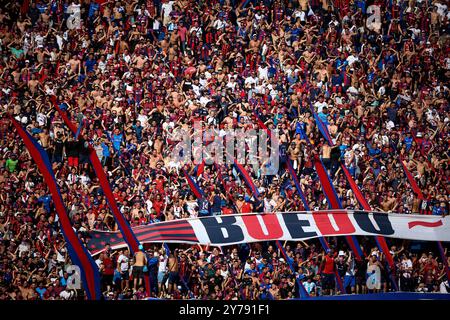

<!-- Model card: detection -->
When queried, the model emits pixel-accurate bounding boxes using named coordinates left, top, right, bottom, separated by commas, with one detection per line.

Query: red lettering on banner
left=242, top=214, right=284, bottom=240
left=313, top=211, right=356, bottom=235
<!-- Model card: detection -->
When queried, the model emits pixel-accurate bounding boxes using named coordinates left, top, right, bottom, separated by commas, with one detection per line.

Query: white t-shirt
left=117, top=254, right=129, bottom=272
left=258, top=66, right=268, bottom=80
left=314, top=101, right=328, bottom=113
left=185, top=200, right=198, bottom=217
left=137, top=114, right=148, bottom=128
left=36, top=113, right=47, bottom=126
left=158, top=255, right=168, bottom=273
left=264, top=198, right=277, bottom=212
left=161, top=1, right=174, bottom=18
left=346, top=55, right=358, bottom=66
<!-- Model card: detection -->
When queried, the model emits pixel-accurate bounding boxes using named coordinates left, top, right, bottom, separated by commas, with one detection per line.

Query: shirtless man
left=322, top=141, right=332, bottom=170
left=380, top=190, right=397, bottom=212
left=248, top=34, right=260, bottom=54
left=17, top=18, right=31, bottom=33
left=38, top=129, right=50, bottom=149
left=167, top=249, right=179, bottom=294
left=133, top=245, right=147, bottom=291
left=133, top=52, right=148, bottom=69
left=68, top=55, right=81, bottom=74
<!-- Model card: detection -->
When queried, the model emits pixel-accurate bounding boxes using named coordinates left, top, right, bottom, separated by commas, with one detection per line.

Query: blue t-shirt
left=31, top=127, right=43, bottom=135
left=257, top=262, right=273, bottom=273
left=295, top=122, right=308, bottom=140
left=198, top=198, right=210, bottom=215
left=432, top=205, right=447, bottom=216
left=245, top=269, right=258, bottom=276
left=211, top=195, right=222, bottom=213
left=88, top=2, right=99, bottom=17
left=36, top=287, right=46, bottom=299
left=101, top=142, right=110, bottom=157
left=132, top=125, right=143, bottom=141
left=38, top=195, right=52, bottom=213
left=404, top=137, right=413, bottom=151
left=85, top=58, right=97, bottom=73
left=111, top=133, right=123, bottom=151
left=318, top=112, right=328, bottom=124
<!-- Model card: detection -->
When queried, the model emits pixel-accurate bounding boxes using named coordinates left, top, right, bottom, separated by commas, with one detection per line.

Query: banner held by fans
left=88, top=211, right=450, bottom=255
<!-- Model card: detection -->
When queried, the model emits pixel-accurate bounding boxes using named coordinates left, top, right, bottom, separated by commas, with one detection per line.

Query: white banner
left=88, top=211, right=450, bottom=254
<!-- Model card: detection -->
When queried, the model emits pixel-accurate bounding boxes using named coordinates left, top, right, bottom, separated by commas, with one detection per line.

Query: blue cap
left=139, top=245, right=144, bottom=251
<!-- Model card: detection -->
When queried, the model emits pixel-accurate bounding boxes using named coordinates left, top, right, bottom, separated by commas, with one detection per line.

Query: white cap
left=338, top=251, right=345, bottom=256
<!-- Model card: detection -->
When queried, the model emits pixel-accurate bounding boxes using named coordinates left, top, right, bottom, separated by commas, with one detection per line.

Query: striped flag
left=232, top=160, right=260, bottom=199
left=11, top=118, right=102, bottom=300
left=49, top=96, right=151, bottom=295
left=313, top=156, right=365, bottom=260
left=182, top=168, right=205, bottom=199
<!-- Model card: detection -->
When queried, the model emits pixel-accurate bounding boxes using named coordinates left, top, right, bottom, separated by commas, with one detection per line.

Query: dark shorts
left=102, top=274, right=113, bottom=285
left=356, top=275, right=366, bottom=286
left=168, top=271, right=179, bottom=284
left=53, top=154, right=63, bottom=163
left=80, top=153, right=89, bottom=164
left=321, top=273, right=335, bottom=290
left=133, top=266, right=144, bottom=279
left=121, top=271, right=129, bottom=280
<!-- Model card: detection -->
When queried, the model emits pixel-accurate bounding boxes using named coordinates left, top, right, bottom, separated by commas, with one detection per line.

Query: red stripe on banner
left=400, top=159, right=425, bottom=200
left=11, top=118, right=100, bottom=300
left=139, top=228, right=197, bottom=238
left=90, top=153, right=140, bottom=252
left=309, top=102, right=398, bottom=275
left=50, top=96, right=78, bottom=133
left=313, top=157, right=363, bottom=261
left=341, top=165, right=370, bottom=210
left=341, top=165, right=396, bottom=271
left=255, top=112, right=272, bottom=139
left=314, top=157, right=341, bottom=208
left=145, top=224, right=192, bottom=232
left=408, top=220, right=443, bottom=229
left=197, top=160, right=205, bottom=177
left=139, top=235, right=199, bottom=242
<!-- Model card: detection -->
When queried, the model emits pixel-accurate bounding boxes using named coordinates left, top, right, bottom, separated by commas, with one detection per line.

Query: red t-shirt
left=241, top=202, right=252, bottom=213
left=222, top=207, right=233, bottom=215
left=323, top=255, right=335, bottom=275
left=102, top=257, right=114, bottom=276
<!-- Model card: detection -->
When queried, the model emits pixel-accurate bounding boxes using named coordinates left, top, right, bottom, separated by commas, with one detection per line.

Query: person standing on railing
left=320, top=249, right=336, bottom=296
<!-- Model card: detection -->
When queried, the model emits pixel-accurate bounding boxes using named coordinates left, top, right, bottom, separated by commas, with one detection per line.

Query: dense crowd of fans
left=0, top=0, right=449, bottom=300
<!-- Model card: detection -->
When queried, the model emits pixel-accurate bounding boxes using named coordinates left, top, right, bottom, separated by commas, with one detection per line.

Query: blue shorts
left=344, top=275, right=355, bottom=288
left=158, top=271, right=165, bottom=283
left=199, top=210, right=210, bottom=217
